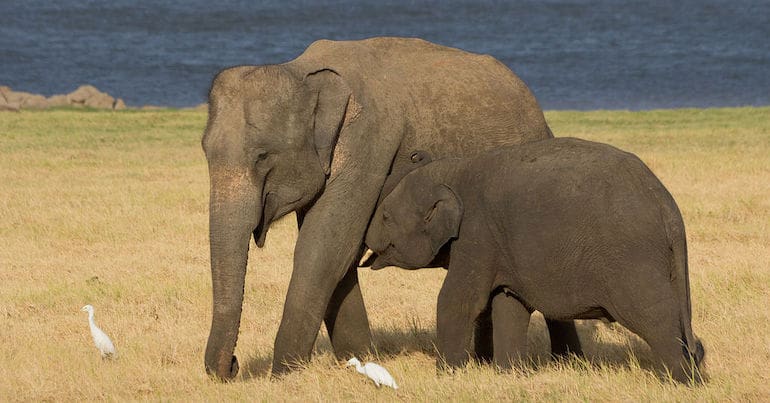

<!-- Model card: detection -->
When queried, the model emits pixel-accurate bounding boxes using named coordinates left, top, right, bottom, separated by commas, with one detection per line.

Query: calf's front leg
left=491, top=291, right=530, bottom=370
left=436, top=260, right=492, bottom=369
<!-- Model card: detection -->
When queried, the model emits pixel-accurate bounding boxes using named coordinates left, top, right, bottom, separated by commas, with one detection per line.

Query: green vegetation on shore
left=1, top=107, right=768, bottom=400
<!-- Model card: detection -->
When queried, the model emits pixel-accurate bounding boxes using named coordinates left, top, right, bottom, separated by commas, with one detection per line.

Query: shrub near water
left=0, top=107, right=768, bottom=400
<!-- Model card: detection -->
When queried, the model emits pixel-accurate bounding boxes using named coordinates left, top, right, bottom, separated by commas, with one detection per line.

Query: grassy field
left=1, top=106, right=768, bottom=401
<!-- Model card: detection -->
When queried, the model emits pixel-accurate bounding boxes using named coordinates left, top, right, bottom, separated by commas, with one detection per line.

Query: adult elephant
left=202, top=37, right=579, bottom=380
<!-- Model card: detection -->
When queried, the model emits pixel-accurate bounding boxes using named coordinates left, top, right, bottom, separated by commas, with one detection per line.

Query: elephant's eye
left=424, top=203, right=438, bottom=223
left=254, top=150, right=268, bottom=164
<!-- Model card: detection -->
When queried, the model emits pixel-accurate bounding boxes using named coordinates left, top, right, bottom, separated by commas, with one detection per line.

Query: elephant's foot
left=435, top=352, right=470, bottom=375
left=270, top=354, right=309, bottom=377
left=271, top=360, right=289, bottom=377
left=206, top=355, right=239, bottom=381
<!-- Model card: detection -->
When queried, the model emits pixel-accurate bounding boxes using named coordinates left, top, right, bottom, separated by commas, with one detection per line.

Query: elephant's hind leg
left=546, top=319, right=583, bottom=358
left=635, top=309, right=700, bottom=383
left=473, top=306, right=494, bottom=363
left=324, top=262, right=372, bottom=360
left=606, top=281, right=699, bottom=383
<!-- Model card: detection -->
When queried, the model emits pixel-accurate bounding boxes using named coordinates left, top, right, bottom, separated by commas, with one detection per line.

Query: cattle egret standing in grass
left=346, top=357, right=398, bottom=389
left=81, top=305, right=116, bottom=359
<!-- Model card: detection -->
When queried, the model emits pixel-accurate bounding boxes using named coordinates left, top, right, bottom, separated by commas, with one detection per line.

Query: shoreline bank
left=0, top=85, right=207, bottom=112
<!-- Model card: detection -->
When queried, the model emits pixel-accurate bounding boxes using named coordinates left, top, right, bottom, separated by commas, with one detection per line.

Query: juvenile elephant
left=365, top=137, right=705, bottom=383
left=201, top=37, right=582, bottom=379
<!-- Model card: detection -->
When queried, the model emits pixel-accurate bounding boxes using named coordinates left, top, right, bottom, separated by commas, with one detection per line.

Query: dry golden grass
left=0, top=107, right=768, bottom=401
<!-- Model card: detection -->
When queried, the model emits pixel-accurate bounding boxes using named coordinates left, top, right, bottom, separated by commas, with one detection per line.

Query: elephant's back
left=297, top=37, right=504, bottom=71
left=472, top=138, right=661, bottom=213
left=476, top=137, right=636, bottom=179
left=292, top=37, right=552, bottom=150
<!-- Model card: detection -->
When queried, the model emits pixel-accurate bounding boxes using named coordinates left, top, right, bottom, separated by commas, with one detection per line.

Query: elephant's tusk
left=359, top=248, right=376, bottom=267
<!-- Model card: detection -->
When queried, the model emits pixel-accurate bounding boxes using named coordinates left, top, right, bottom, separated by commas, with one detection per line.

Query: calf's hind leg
left=606, top=283, right=700, bottom=383
left=635, top=311, right=702, bottom=383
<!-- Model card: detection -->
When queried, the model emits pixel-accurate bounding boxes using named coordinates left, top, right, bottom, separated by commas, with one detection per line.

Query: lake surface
left=1, top=0, right=768, bottom=109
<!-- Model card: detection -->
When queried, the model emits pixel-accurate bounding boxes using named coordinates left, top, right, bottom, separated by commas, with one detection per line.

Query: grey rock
left=1, top=84, right=129, bottom=110
left=0, top=86, right=20, bottom=111
left=0, top=86, right=11, bottom=102
left=0, top=98, right=20, bottom=112
left=67, top=85, right=101, bottom=104
left=22, top=94, right=49, bottom=109
left=84, top=92, right=115, bottom=109
left=4, top=90, right=35, bottom=104
left=47, top=94, right=69, bottom=107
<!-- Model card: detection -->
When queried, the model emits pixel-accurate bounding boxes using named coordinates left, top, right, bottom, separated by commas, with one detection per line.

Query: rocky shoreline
left=0, top=85, right=207, bottom=112
left=1, top=85, right=128, bottom=111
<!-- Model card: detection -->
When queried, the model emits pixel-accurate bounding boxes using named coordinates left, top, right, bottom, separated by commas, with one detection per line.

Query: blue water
left=1, top=0, right=768, bottom=109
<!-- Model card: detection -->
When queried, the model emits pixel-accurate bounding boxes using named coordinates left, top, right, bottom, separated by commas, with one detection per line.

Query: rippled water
left=1, top=0, right=768, bottom=109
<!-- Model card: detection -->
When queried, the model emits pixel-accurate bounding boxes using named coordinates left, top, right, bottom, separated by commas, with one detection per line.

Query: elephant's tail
left=671, top=230, right=705, bottom=366
left=663, top=198, right=706, bottom=374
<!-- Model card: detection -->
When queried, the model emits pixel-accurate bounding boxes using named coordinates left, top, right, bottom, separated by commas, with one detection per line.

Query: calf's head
left=365, top=169, right=463, bottom=269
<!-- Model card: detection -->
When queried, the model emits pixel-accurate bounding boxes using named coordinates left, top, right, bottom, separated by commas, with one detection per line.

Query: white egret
left=81, top=305, right=117, bottom=359
left=346, top=357, right=398, bottom=389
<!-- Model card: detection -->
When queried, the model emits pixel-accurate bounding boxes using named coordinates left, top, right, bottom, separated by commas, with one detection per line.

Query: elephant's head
left=202, top=65, right=353, bottom=380
left=365, top=167, right=463, bottom=270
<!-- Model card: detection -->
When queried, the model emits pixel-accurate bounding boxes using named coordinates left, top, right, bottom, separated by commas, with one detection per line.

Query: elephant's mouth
left=253, top=193, right=278, bottom=248
left=369, top=247, right=434, bottom=270
left=253, top=193, right=301, bottom=248
left=370, top=254, right=390, bottom=270
left=369, top=250, right=408, bottom=270
left=253, top=221, right=270, bottom=249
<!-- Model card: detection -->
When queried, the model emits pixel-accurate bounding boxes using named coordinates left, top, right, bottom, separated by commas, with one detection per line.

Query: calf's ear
left=425, top=184, right=463, bottom=254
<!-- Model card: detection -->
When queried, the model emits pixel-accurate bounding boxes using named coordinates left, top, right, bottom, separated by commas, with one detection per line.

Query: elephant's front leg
left=271, top=173, right=385, bottom=375
left=492, top=291, right=530, bottom=370
left=436, top=263, right=491, bottom=369
left=296, top=211, right=372, bottom=361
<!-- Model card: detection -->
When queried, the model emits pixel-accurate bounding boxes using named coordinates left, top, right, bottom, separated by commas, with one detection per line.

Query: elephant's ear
left=425, top=184, right=463, bottom=254
left=305, top=69, right=351, bottom=176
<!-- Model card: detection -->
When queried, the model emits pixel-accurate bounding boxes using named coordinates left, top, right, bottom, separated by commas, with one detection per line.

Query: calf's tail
left=664, top=200, right=705, bottom=379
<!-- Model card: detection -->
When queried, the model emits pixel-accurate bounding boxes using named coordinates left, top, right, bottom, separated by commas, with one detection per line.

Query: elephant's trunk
left=204, top=170, right=262, bottom=381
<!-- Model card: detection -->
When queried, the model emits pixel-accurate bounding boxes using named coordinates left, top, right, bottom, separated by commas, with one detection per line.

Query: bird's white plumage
left=81, top=304, right=117, bottom=359
left=346, top=357, right=398, bottom=389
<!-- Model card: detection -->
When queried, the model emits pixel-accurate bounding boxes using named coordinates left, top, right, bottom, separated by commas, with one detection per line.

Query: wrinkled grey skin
left=366, top=137, right=705, bottom=383
left=201, top=37, right=573, bottom=380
